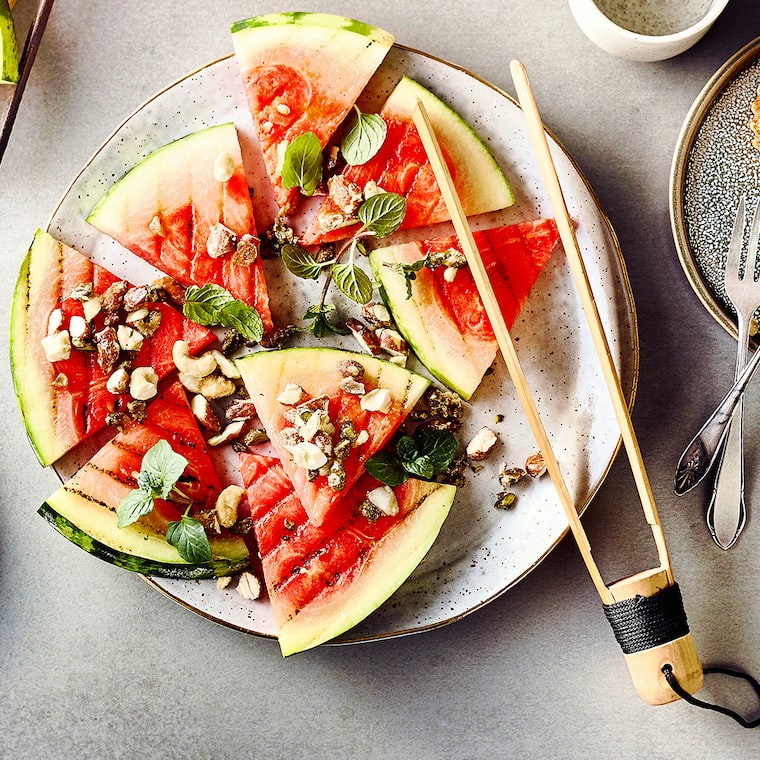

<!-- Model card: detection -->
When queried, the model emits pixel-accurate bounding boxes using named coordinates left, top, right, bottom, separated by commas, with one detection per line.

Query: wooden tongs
left=412, top=60, right=702, bottom=706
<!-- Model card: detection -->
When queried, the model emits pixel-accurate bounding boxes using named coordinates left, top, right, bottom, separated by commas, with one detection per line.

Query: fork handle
left=706, top=408, right=747, bottom=549
left=705, top=315, right=750, bottom=549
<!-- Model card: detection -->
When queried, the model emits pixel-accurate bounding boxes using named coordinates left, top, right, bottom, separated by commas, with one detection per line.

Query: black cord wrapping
left=602, top=583, right=689, bottom=655
left=662, top=665, right=760, bottom=728
left=602, top=583, right=760, bottom=727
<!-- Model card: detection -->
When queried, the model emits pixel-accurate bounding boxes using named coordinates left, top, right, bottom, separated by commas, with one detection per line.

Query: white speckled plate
left=46, top=44, right=637, bottom=645
left=670, top=36, right=760, bottom=338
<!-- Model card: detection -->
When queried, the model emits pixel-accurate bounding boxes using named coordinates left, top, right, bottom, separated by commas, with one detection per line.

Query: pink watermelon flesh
left=43, top=381, right=249, bottom=565
left=235, top=348, right=429, bottom=527
left=300, top=76, right=513, bottom=246
left=86, top=123, right=273, bottom=332
left=10, top=230, right=217, bottom=467
left=238, top=451, right=454, bottom=654
left=231, top=14, right=394, bottom=215
left=372, top=219, right=560, bottom=399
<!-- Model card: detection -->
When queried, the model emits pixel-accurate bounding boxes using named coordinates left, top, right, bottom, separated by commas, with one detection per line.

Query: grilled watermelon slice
left=236, top=347, right=429, bottom=526
left=239, top=452, right=455, bottom=655
left=39, top=382, right=250, bottom=578
left=86, top=122, right=273, bottom=331
left=9, top=230, right=217, bottom=467
left=301, top=76, right=515, bottom=244
left=231, top=12, right=394, bottom=215
left=370, top=219, right=560, bottom=399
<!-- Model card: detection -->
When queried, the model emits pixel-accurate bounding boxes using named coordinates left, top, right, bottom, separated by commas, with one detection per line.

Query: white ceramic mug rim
left=576, top=0, right=730, bottom=44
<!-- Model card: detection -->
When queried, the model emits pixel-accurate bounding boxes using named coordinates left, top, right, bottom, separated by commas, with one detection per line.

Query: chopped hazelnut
left=525, top=452, right=547, bottom=478
left=466, top=427, right=498, bottom=461
left=206, top=223, right=237, bottom=259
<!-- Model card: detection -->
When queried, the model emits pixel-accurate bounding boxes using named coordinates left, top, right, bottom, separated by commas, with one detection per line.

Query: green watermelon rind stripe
left=86, top=122, right=236, bottom=225
left=38, top=502, right=250, bottom=579
left=230, top=12, right=388, bottom=41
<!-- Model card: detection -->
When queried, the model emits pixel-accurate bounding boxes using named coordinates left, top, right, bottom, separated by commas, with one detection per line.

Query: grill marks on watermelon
left=236, top=347, right=430, bottom=528
left=86, top=123, right=273, bottom=332
left=370, top=219, right=560, bottom=399
left=424, top=219, right=561, bottom=336
left=50, top=381, right=235, bottom=560
left=11, top=231, right=217, bottom=467
left=238, top=451, right=454, bottom=653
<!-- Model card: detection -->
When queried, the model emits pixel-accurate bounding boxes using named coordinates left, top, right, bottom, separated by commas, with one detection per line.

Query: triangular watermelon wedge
left=238, top=451, right=455, bottom=655
left=231, top=12, right=394, bottom=215
left=86, top=122, right=273, bottom=331
left=369, top=219, right=561, bottom=399
left=301, top=76, right=515, bottom=245
left=10, top=230, right=218, bottom=467
left=39, top=381, right=250, bottom=577
left=236, top=347, right=430, bottom=526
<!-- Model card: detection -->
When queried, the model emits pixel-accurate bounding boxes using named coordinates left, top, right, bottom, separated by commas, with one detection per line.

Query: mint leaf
left=166, top=514, right=212, bottom=564
left=281, top=132, right=323, bottom=196
left=331, top=262, right=373, bottom=304
left=403, top=454, right=435, bottom=480
left=303, top=303, right=349, bottom=338
left=116, top=488, right=155, bottom=529
left=218, top=300, right=264, bottom=343
left=395, top=435, right=419, bottom=464
left=184, top=284, right=264, bottom=344
left=358, top=192, right=406, bottom=238
left=341, top=108, right=387, bottom=166
left=384, top=259, right=426, bottom=300
left=416, top=429, right=458, bottom=473
left=365, top=451, right=409, bottom=487
left=282, top=244, right=331, bottom=280
left=138, top=439, right=188, bottom=499
left=183, top=284, right=234, bottom=325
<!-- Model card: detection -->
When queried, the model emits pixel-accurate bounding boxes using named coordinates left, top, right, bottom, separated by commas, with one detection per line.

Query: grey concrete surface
left=2, top=1, right=760, bottom=757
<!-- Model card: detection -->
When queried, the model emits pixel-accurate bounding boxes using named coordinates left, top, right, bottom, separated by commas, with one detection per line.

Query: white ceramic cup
left=568, top=0, right=730, bottom=62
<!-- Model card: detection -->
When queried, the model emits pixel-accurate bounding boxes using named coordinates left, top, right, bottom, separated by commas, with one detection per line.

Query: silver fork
left=707, top=196, right=760, bottom=549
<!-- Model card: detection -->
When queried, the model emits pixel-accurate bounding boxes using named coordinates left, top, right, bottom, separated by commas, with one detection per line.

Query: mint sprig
left=283, top=192, right=406, bottom=337
left=183, top=284, right=264, bottom=344
left=116, top=440, right=212, bottom=564
left=366, top=429, right=457, bottom=487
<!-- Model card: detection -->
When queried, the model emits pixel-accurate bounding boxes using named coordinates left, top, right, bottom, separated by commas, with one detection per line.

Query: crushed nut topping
left=232, top=233, right=260, bottom=266
left=214, top=151, right=236, bottom=182
left=525, top=452, right=547, bottom=478
left=326, top=175, right=363, bottom=216
left=236, top=572, right=262, bottom=601
left=337, top=358, right=365, bottom=379
left=466, top=427, right=498, bottom=461
left=148, top=214, right=165, bottom=237
left=206, top=223, right=237, bottom=259
left=215, top=484, right=244, bottom=528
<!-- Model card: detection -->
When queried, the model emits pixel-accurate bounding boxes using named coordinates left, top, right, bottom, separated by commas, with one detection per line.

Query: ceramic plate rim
left=43, top=43, right=639, bottom=645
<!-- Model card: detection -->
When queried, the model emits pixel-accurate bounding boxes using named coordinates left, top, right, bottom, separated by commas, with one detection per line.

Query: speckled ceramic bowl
left=670, top=36, right=760, bottom=340
left=569, top=0, right=730, bottom=62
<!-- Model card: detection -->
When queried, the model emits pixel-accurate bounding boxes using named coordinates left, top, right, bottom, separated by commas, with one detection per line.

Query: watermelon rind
left=370, top=244, right=490, bottom=400
left=383, top=76, right=514, bottom=216
left=10, top=234, right=58, bottom=465
left=0, top=0, right=19, bottom=85
left=231, top=11, right=393, bottom=43
left=277, top=480, right=456, bottom=656
left=38, top=503, right=250, bottom=579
